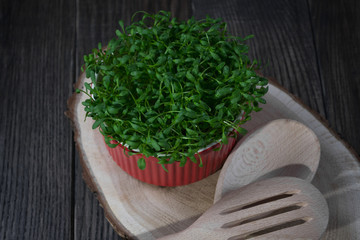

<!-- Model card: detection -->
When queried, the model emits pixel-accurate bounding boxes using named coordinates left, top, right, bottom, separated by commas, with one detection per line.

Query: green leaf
left=200, top=40, right=208, bottom=46
left=130, top=44, right=138, bottom=52
left=157, top=56, right=166, bottom=65
left=256, top=97, right=266, bottom=104
left=92, top=119, right=103, bottom=129
left=160, top=164, right=168, bottom=172
left=119, top=20, right=125, bottom=32
left=107, top=142, right=119, bottom=148
left=216, top=62, right=226, bottom=72
left=243, top=34, right=254, bottom=40
left=259, top=78, right=268, bottom=86
left=223, top=65, right=230, bottom=77
left=198, top=154, right=203, bottom=167
left=150, top=138, right=161, bottom=151
left=127, top=140, right=141, bottom=149
left=189, top=155, right=197, bottom=163
left=213, top=144, right=223, bottom=151
left=186, top=128, right=198, bottom=136
left=137, top=158, right=146, bottom=170
left=173, top=113, right=184, bottom=124
left=126, top=151, right=139, bottom=156
left=158, top=140, right=171, bottom=150
left=235, top=126, right=248, bottom=135
left=242, top=93, right=251, bottom=100
left=107, top=106, right=119, bottom=114
left=253, top=106, right=262, bottom=112
left=104, top=136, right=118, bottom=148
left=131, top=71, right=142, bottom=79
left=129, top=122, right=146, bottom=132
left=215, top=87, right=232, bottom=98
left=84, top=82, right=92, bottom=91
left=82, top=101, right=90, bottom=107
left=119, top=90, right=128, bottom=96
left=129, top=134, right=141, bottom=141
left=222, top=131, right=228, bottom=145
left=215, top=103, right=225, bottom=110
left=184, top=108, right=198, bottom=118
left=186, top=71, right=195, bottom=81
left=210, top=51, right=221, bottom=61
left=118, top=55, right=130, bottom=64
left=179, top=156, right=187, bottom=167
left=185, top=58, right=195, bottom=62
left=173, top=59, right=182, bottom=64
left=103, top=76, right=111, bottom=89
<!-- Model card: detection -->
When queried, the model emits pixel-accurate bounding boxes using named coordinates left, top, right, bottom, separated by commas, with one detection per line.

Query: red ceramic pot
left=105, top=136, right=237, bottom=187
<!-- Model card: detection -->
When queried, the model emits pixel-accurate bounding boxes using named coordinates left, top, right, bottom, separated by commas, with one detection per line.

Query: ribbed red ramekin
left=105, top=137, right=237, bottom=186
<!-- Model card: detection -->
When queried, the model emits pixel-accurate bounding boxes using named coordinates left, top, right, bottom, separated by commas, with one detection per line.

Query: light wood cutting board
left=67, top=73, right=360, bottom=240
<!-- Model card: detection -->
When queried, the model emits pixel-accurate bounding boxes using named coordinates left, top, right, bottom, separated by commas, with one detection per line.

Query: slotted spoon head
left=158, top=177, right=329, bottom=240
left=215, top=119, right=321, bottom=203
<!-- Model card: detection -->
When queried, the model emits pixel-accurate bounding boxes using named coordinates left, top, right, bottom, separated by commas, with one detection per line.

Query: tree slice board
left=67, top=73, right=360, bottom=240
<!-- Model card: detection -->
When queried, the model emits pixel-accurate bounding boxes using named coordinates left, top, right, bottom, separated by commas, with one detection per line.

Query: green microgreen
left=79, top=11, right=268, bottom=169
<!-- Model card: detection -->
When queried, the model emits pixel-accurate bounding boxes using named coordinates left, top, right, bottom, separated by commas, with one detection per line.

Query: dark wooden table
left=1, top=0, right=359, bottom=239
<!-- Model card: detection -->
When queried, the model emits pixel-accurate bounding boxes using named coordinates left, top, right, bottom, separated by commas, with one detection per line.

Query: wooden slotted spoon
left=215, top=119, right=321, bottom=203
left=158, top=177, right=329, bottom=240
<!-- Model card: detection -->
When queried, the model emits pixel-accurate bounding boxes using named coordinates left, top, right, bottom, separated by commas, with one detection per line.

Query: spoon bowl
left=215, top=119, right=320, bottom=203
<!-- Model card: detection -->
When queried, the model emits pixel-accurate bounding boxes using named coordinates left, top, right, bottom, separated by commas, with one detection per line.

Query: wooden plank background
left=0, top=0, right=359, bottom=239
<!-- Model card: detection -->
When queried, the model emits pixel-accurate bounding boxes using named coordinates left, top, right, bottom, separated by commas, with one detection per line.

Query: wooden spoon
left=214, top=119, right=320, bottom=203
left=158, top=177, right=329, bottom=240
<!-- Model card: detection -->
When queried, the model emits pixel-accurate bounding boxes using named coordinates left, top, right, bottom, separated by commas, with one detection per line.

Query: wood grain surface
left=1, top=0, right=359, bottom=239
left=308, top=0, right=360, bottom=156
left=0, top=0, right=75, bottom=239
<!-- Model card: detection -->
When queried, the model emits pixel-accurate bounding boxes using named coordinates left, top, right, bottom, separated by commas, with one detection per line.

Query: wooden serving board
left=68, top=73, right=360, bottom=240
